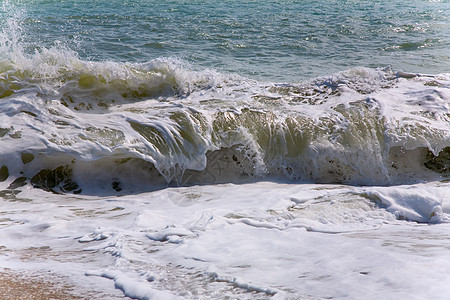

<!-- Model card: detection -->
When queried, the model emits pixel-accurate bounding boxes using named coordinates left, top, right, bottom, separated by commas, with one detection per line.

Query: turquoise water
left=5, top=0, right=450, bottom=81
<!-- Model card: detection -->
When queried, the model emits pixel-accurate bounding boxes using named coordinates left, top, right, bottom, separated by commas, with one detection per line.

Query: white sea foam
left=1, top=59, right=448, bottom=190
left=1, top=3, right=448, bottom=188
left=1, top=182, right=449, bottom=298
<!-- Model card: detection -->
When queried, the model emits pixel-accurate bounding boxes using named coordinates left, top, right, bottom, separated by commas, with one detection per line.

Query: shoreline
left=0, top=268, right=123, bottom=300
left=0, top=268, right=82, bottom=300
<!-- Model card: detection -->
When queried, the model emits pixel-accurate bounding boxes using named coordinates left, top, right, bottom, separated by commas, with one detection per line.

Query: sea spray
left=1, top=60, right=449, bottom=194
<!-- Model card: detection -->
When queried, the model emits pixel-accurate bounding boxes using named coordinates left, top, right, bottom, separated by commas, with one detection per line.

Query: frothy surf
left=0, top=50, right=449, bottom=196
left=1, top=0, right=449, bottom=195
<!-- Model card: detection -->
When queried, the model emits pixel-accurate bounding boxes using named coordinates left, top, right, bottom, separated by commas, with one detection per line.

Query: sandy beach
left=0, top=268, right=123, bottom=300
left=0, top=269, right=81, bottom=300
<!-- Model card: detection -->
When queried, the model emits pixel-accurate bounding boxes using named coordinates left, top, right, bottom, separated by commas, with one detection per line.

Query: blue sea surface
left=7, top=0, right=450, bottom=81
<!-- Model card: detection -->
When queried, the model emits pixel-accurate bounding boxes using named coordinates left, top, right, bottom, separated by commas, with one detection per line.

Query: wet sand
left=0, top=269, right=81, bottom=300
left=0, top=269, right=122, bottom=300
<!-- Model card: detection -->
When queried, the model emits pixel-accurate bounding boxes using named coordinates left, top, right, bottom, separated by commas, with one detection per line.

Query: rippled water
left=10, top=0, right=450, bottom=81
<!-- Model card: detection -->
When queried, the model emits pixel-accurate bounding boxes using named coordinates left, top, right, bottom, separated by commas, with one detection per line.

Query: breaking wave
left=0, top=51, right=449, bottom=195
left=0, top=3, right=449, bottom=195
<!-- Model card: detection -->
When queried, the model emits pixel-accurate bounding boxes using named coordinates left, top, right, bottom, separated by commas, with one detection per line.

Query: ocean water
left=0, top=0, right=450, bottom=299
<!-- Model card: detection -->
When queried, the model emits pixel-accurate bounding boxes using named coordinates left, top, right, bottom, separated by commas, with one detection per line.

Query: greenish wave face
left=0, top=0, right=449, bottom=194
left=1, top=59, right=449, bottom=191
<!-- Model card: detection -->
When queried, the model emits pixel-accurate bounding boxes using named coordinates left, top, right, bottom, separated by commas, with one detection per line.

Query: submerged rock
left=31, top=166, right=81, bottom=194
left=424, top=147, right=450, bottom=176
left=0, top=166, right=8, bottom=182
